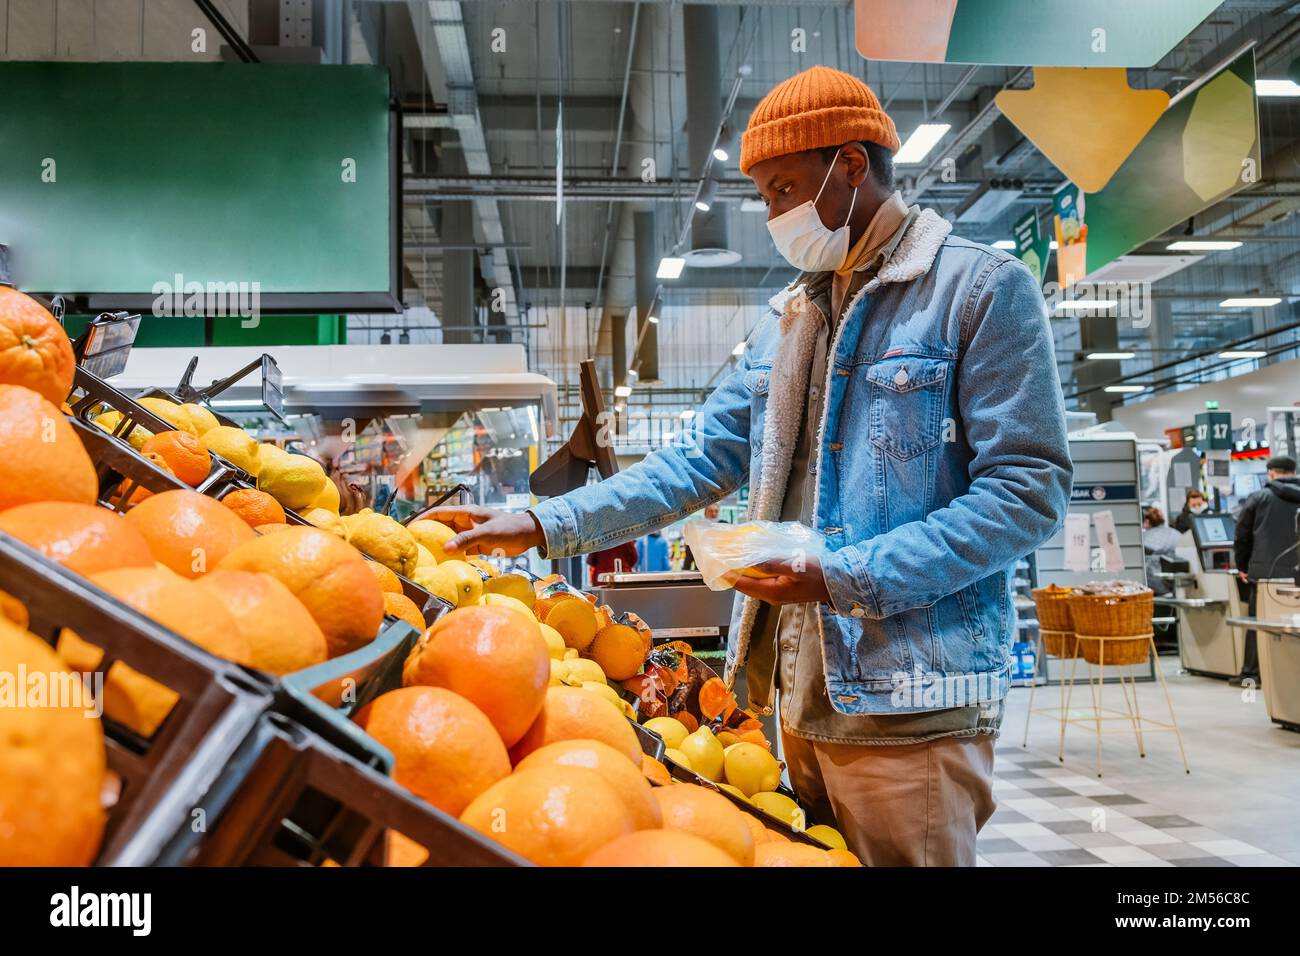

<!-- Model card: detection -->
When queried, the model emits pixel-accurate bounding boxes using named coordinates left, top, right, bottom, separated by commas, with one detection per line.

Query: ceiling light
left=1087, top=351, right=1136, bottom=360
left=614, top=384, right=632, bottom=398
left=625, top=368, right=638, bottom=380
left=694, top=177, right=718, bottom=213
left=993, top=240, right=1016, bottom=250
left=732, top=341, right=746, bottom=356
left=647, top=315, right=659, bottom=324
left=1219, top=350, right=1267, bottom=359
left=657, top=256, right=685, bottom=279
left=1049, top=241, right=1058, bottom=250
left=680, top=410, right=695, bottom=420
left=1256, top=78, right=1300, bottom=97
left=1054, top=300, right=1118, bottom=312
left=1166, top=240, right=1242, bottom=251
left=1220, top=297, right=1281, bottom=307
left=713, top=123, right=737, bottom=163
left=894, top=123, right=951, bottom=164
left=1104, top=385, right=1147, bottom=393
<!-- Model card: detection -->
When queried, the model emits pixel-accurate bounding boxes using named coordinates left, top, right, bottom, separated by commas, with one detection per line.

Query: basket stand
left=1020, top=628, right=1078, bottom=751
left=1057, top=633, right=1191, bottom=777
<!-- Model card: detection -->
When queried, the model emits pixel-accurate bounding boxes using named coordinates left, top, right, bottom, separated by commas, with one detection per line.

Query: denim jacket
left=531, top=208, right=1072, bottom=715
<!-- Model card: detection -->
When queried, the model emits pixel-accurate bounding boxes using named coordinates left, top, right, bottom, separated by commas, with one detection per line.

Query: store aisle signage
left=1069, top=484, right=1137, bottom=503
left=854, top=0, right=1222, bottom=68
left=1011, top=210, right=1050, bottom=287
left=1194, top=411, right=1233, bottom=451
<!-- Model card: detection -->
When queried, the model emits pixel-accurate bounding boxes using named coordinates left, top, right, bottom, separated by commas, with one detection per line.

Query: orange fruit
left=582, top=829, right=740, bottom=867
left=383, top=592, right=426, bottom=630
left=255, top=522, right=292, bottom=534
left=0, top=589, right=27, bottom=628
left=196, top=570, right=328, bottom=675
left=460, top=765, right=635, bottom=866
left=0, top=384, right=97, bottom=509
left=385, top=831, right=429, bottom=868
left=545, top=598, right=599, bottom=651
left=123, top=489, right=256, bottom=578
left=366, top=560, right=403, bottom=594
left=139, top=430, right=211, bottom=486
left=0, top=617, right=106, bottom=866
left=652, top=783, right=756, bottom=865
left=114, top=451, right=173, bottom=508
left=765, top=827, right=791, bottom=843
left=827, top=848, right=863, bottom=867
left=508, top=685, right=642, bottom=766
left=586, top=623, right=647, bottom=681
left=355, top=686, right=510, bottom=816
left=0, top=287, right=75, bottom=404
left=753, top=841, right=833, bottom=867
left=215, top=526, right=383, bottom=658
left=641, top=754, right=672, bottom=787
left=221, top=488, right=286, bottom=528
left=515, top=739, right=661, bottom=830
left=57, top=567, right=248, bottom=737
left=0, top=501, right=154, bottom=575
left=742, top=812, right=769, bottom=846
left=402, top=605, right=549, bottom=747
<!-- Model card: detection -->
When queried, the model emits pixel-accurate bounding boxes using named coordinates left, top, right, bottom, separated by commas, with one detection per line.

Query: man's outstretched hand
left=419, top=506, right=546, bottom=557
left=731, top=555, right=831, bottom=606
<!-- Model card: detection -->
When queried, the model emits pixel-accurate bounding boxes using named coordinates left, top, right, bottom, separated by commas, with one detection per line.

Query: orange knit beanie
left=740, top=65, right=901, bottom=175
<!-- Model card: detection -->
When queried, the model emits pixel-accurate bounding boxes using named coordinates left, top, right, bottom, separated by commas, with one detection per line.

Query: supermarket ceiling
left=4, top=0, right=1300, bottom=423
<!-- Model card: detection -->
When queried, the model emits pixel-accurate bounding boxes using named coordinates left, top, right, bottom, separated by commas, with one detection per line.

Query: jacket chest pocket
left=746, top=366, right=771, bottom=454
left=867, top=357, right=949, bottom=461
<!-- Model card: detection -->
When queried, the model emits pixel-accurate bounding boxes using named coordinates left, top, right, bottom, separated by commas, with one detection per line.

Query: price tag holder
left=1064, top=513, right=1091, bottom=572
left=261, top=354, right=285, bottom=422
left=1093, top=509, right=1125, bottom=572
left=78, top=312, right=141, bottom=380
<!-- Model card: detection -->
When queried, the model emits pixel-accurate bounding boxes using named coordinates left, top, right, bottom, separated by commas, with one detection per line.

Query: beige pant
left=780, top=730, right=998, bottom=866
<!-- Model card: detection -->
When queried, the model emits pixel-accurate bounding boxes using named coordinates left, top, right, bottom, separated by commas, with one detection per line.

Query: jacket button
left=894, top=367, right=909, bottom=387
left=850, top=603, right=865, bottom=619
left=829, top=441, right=843, bottom=452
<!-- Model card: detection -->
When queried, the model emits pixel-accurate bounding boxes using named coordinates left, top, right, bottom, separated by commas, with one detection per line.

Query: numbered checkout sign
left=1194, top=411, right=1233, bottom=451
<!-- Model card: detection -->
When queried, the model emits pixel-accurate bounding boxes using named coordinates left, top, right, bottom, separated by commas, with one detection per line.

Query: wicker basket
left=1069, top=589, right=1154, bottom=665
left=1032, top=586, right=1075, bottom=631
left=1041, top=628, right=1079, bottom=658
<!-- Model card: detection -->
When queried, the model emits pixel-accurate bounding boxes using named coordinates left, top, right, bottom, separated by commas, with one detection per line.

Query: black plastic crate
left=152, top=713, right=526, bottom=867
left=0, top=534, right=271, bottom=866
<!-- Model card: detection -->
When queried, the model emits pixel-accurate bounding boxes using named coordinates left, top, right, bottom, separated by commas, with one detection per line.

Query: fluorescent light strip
left=1104, top=385, right=1147, bottom=393
left=1219, top=350, right=1267, bottom=359
left=1257, top=78, right=1300, bottom=97
left=1087, top=352, right=1135, bottom=360
left=894, top=123, right=951, bottom=164
left=1220, top=297, right=1281, bottom=307
left=656, top=256, right=685, bottom=279
left=993, top=240, right=1016, bottom=250
left=613, top=384, right=632, bottom=398
left=1166, top=240, right=1242, bottom=251
left=1054, top=300, right=1118, bottom=312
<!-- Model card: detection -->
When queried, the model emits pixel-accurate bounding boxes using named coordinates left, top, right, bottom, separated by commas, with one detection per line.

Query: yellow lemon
left=93, top=410, right=149, bottom=450
left=548, top=659, right=566, bottom=686
left=678, top=726, right=724, bottom=781
left=468, top=556, right=499, bottom=578
left=539, top=622, right=566, bottom=660
left=407, top=519, right=457, bottom=564
left=750, top=791, right=805, bottom=830
left=483, top=572, right=535, bottom=609
left=343, top=512, right=419, bottom=577
left=664, top=748, right=693, bottom=773
left=481, top=592, right=534, bottom=619
left=136, top=396, right=197, bottom=436
left=302, top=508, right=347, bottom=539
left=722, top=742, right=781, bottom=797
left=309, top=479, right=340, bottom=514
left=562, top=647, right=579, bottom=661
left=203, top=425, right=261, bottom=476
left=805, top=824, right=847, bottom=850
left=716, top=783, right=749, bottom=803
left=643, top=716, right=689, bottom=751
left=257, top=451, right=327, bottom=510
left=182, top=402, right=220, bottom=436
left=560, top=658, right=607, bottom=686
left=579, top=680, right=623, bottom=710
left=415, top=559, right=482, bottom=608
left=415, top=543, right=437, bottom=568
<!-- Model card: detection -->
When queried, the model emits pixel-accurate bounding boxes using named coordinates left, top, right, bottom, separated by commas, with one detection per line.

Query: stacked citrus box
left=0, top=287, right=856, bottom=867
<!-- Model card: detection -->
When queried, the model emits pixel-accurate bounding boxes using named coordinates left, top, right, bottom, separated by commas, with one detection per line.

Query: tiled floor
left=987, top=655, right=1300, bottom=866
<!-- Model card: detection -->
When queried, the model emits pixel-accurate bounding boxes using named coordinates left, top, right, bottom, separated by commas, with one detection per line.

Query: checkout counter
left=1156, top=513, right=1248, bottom=679
left=592, top=571, right=735, bottom=646
left=1230, top=580, right=1300, bottom=733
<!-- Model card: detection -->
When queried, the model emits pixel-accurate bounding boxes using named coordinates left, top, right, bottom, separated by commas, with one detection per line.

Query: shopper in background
left=638, top=531, right=671, bottom=573
left=1171, top=488, right=1209, bottom=534
left=427, top=66, right=1072, bottom=866
left=1142, top=506, right=1183, bottom=597
left=586, top=541, right=639, bottom=587
left=1232, top=455, right=1300, bottom=685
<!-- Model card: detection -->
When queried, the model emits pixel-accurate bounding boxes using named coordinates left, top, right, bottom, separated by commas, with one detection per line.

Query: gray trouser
left=781, top=729, right=997, bottom=866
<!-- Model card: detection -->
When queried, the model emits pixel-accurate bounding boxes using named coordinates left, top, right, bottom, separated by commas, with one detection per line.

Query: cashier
left=430, top=66, right=1072, bottom=866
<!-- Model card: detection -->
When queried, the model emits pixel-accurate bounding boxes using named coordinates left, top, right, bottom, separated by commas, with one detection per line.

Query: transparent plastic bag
left=682, top=519, right=827, bottom=591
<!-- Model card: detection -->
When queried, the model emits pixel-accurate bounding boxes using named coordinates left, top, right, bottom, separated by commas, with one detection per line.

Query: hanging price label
left=1093, top=510, right=1125, bottom=572
left=1064, top=513, right=1091, bottom=572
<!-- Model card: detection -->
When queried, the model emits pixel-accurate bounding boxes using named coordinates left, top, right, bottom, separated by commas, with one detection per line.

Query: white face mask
left=766, top=148, right=858, bottom=273
left=1190, top=502, right=1208, bottom=514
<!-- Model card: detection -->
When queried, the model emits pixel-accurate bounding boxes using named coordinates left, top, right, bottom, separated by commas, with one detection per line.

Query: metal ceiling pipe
left=684, top=3, right=727, bottom=254
left=634, top=209, right=660, bottom=382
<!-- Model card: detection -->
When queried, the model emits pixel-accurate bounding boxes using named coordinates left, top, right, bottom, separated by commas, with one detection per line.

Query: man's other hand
left=418, top=506, right=545, bottom=557
left=731, top=554, right=831, bottom=606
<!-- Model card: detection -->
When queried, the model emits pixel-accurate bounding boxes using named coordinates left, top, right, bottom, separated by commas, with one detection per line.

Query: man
left=431, top=66, right=1072, bottom=865
left=586, top=541, right=639, bottom=587
left=1171, top=488, right=1209, bottom=534
left=1232, top=455, right=1300, bottom=685
left=639, top=530, right=672, bottom=573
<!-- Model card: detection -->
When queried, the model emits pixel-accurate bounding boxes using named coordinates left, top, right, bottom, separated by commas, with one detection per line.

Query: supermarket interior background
left=1, top=0, right=1300, bottom=873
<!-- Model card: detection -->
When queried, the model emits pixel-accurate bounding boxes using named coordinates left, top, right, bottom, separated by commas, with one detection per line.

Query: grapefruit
left=0, top=385, right=97, bottom=509
left=509, top=685, right=642, bottom=766
left=582, top=829, right=740, bottom=867
left=0, top=501, right=154, bottom=575
left=124, top=489, right=256, bottom=578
